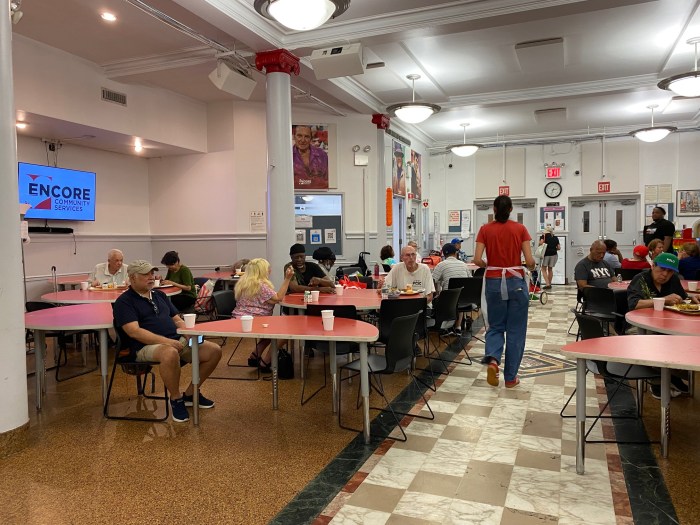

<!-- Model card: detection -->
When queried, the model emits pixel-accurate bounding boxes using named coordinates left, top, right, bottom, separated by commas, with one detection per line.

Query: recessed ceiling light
left=15, top=122, right=27, bottom=129
left=134, top=138, right=143, bottom=153
left=101, top=12, right=117, bottom=22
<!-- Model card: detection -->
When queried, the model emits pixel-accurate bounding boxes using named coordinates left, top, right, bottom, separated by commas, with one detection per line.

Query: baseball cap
left=633, top=245, right=649, bottom=258
left=442, top=243, right=457, bottom=256
left=654, top=253, right=679, bottom=272
left=127, top=260, right=158, bottom=276
left=451, top=237, right=463, bottom=244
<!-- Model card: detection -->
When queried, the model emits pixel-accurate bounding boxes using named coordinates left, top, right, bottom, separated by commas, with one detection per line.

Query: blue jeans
left=484, top=277, right=529, bottom=382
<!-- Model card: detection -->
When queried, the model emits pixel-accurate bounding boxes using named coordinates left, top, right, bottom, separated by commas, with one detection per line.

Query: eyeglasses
left=148, top=298, right=159, bottom=315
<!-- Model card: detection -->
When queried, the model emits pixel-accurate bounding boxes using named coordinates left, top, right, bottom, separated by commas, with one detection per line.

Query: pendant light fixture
left=253, top=0, right=350, bottom=31
left=658, top=37, right=700, bottom=97
left=448, top=123, right=481, bottom=157
left=630, top=104, right=676, bottom=143
left=387, top=74, right=441, bottom=124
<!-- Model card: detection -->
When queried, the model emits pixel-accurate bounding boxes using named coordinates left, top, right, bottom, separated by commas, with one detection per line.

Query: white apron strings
left=481, top=266, right=530, bottom=330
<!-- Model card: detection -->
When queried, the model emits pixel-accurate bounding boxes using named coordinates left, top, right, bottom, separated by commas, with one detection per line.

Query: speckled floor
left=3, top=287, right=699, bottom=524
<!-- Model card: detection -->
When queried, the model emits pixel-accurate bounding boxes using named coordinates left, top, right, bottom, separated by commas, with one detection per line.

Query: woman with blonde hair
left=233, top=258, right=294, bottom=371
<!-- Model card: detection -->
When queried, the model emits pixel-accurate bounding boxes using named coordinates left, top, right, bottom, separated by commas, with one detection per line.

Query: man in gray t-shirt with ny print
left=574, top=240, right=614, bottom=289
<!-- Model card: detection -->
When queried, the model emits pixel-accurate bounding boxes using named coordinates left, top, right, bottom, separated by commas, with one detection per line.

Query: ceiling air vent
left=101, top=87, right=127, bottom=106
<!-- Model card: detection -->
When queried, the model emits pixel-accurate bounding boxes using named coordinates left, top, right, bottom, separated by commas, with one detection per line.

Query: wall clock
left=544, top=181, right=562, bottom=198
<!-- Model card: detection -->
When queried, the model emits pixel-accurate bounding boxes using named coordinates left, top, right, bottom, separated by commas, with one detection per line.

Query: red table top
left=625, top=308, right=700, bottom=336
left=280, top=288, right=421, bottom=311
left=202, top=271, right=240, bottom=281
left=41, top=286, right=180, bottom=304
left=609, top=279, right=698, bottom=293
left=25, top=302, right=113, bottom=331
left=561, top=335, right=700, bottom=371
left=179, top=315, right=378, bottom=342
left=48, top=274, right=91, bottom=285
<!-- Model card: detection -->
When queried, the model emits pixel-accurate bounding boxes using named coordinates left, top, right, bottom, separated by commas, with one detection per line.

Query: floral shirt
left=232, top=283, right=276, bottom=318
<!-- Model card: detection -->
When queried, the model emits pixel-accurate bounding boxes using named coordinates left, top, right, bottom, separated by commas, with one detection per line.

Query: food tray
left=664, top=304, right=700, bottom=315
left=88, top=285, right=126, bottom=292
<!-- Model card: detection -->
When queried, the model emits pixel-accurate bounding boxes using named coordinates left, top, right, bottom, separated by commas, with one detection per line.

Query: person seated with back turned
left=312, top=246, right=336, bottom=280
left=603, top=239, right=623, bottom=270
left=285, top=243, right=335, bottom=293
left=380, top=245, right=397, bottom=267
left=678, top=242, right=700, bottom=280
left=113, top=260, right=222, bottom=423
left=234, top=259, right=294, bottom=372
left=627, top=253, right=699, bottom=398
left=160, top=251, right=197, bottom=312
left=621, top=245, right=652, bottom=270
left=383, top=245, right=435, bottom=302
left=432, top=242, right=470, bottom=334
left=451, top=238, right=469, bottom=263
left=90, top=248, right=129, bottom=287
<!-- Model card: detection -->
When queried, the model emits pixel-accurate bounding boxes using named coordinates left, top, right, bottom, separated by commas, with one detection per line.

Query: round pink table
left=609, top=279, right=698, bottom=294
left=625, top=308, right=700, bottom=335
left=281, top=288, right=421, bottom=312
left=41, top=285, right=180, bottom=304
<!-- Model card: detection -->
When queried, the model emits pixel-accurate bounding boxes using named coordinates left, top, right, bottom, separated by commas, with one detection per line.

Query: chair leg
left=300, top=349, right=328, bottom=406
left=55, top=333, right=99, bottom=382
left=210, top=338, right=261, bottom=381
left=104, top=358, right=169, bottom=422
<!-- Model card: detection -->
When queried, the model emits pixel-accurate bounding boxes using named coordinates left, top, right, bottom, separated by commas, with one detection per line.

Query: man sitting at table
left=285, top=243, right=335, bottom=293
left=90, top=249, right=129, bottom=287
left=621, top=245, right=652, bottom=270
left=384, top=245, right=435, bottom=302
left=627, top=253, right=699, bottom=397
left=113, top=260, right=222, bottom=423
left=432, top=242, right=469, bottom=334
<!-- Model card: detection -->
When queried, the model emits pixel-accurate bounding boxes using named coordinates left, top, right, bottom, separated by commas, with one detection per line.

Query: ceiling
left=12, top=0, right=700, bottom=155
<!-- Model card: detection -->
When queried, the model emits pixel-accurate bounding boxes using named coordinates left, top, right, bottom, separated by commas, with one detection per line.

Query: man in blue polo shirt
left=451, top=238, right=469, bottom=263
left=113, top=260, right=221, bottom=423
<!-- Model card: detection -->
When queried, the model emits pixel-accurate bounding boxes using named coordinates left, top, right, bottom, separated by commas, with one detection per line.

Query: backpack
left=277, top=348, right=294, bottom=380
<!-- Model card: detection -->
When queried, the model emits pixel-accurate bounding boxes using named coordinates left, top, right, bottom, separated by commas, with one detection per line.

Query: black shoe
left=671, top=376, right=689, bottom=395
left=247, top=356, right=259, bottom=368
left=413, top=345, right=423, bottom=357
left=259, top=360, right=272, bottom=373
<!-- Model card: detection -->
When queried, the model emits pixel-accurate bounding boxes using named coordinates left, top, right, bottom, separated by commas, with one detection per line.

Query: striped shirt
left=432, top=257, right=471, bottom=293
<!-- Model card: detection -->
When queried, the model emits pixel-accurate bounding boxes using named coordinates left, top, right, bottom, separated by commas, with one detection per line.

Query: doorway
left=472, top=199, right=538, bottom=255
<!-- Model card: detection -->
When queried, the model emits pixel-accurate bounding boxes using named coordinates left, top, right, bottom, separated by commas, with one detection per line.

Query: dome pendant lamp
left=448, top=123, right=481, bottom=157
left=387, top=74, right=441, bottom=124
left=658, top=37, right=700, bottom=97
left=630, top=104, right=676, bottom=143
left=253, top=0, right=350, bottom=31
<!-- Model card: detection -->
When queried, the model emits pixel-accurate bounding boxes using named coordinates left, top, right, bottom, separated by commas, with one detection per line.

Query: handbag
left=277, top=348, right=294, bottom=380
left=338, top=276, right=367, bottom=289
left=534, top=243, right=546, bottom=261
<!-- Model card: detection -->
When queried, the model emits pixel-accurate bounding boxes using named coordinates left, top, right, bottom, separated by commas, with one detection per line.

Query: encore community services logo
left=19, top=163, right=96, bottom=221
left=25, top=173, right=92, bottom=212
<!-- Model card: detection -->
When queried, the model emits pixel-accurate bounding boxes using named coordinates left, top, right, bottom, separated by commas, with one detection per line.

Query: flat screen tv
left=18, top=162, right=96, bottom=221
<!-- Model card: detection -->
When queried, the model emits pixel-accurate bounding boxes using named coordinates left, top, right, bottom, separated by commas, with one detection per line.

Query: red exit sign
left=498, top=186, right=510, bottom=196
left=545, top=167, right=561, bottom=179
left=598, top=181, right=611, bottom=193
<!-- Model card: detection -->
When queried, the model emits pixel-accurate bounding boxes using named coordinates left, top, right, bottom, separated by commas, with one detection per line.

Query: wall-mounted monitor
left=18, top=162, right=96, bottom=221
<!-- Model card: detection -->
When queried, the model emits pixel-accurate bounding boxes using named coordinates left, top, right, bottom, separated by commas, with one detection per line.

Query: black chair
left=425, top=288, right=467, bottom=371
left=568, top=288, right=585, bottom=336
left=560, top=313, right=659, bottom=445
left=472, top=267, right=485, bottom=278
left=301, top=304, right=359, bottom=405
left=619, top=268, right=644, bottom=281
left=382, top=263, right=392, bottom=272
left=582, top=287, right=623, bottom=336
left=447, top=277, right=484, bottom=344
left=209, top=290, right=260, bottom=381
left=341, top=266, right=362, bottom=276
left=695, top=269, right=700, bottom=280
left=104, top=324, right=169, bottom=422
left=339, top=312, right=434, bottom=442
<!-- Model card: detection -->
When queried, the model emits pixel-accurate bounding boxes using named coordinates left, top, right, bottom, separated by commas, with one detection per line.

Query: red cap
left=633, top=245, right=649, bottom=258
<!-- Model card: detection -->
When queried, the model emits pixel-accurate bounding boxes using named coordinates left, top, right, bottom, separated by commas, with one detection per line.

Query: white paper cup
left=153, top=279, right=161, bottom=287
left=183, top=313, right=196, bottom=328
left=310, top=290, right=320, bottom=302
left=80, top=281, right=89, bottom=290
left=653, top=297, right=665, bottom=311
left=689, top=281, right=698, bottom=292
left=322, top=316, right=334, bottom=331
left=321, top=309, right=334, bottom=318
left=335, top=284, right=344, bottom=296
left=241, top=315, right=254, bottom=332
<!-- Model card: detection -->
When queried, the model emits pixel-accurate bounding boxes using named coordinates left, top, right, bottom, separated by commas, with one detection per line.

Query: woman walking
left=473, top=196, right=536, bottom=388
left=538, top=227, right=560, bottom=289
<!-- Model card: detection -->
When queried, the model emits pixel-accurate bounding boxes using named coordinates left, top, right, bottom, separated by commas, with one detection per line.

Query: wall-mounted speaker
left=208, top=62, right=257, bottom=100
left=309, top=43, right=364, bottom=80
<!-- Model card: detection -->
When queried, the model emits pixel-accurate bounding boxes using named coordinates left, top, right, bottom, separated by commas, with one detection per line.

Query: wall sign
left=597, top=181, right=611, bottom=193
left=545, top=167, right=561, bottom=179
left=498, top=185, right=510, bottom=196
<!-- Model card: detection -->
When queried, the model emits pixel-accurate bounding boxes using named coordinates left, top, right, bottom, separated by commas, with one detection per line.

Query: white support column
left=256, top=50, right=299, bottom=279
left=0, top=4, right=30, bottom=449
left=373, top=114, right=390, bottom=252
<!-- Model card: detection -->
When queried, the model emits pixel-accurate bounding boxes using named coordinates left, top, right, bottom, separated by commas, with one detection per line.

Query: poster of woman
left=392, top=140, right=406, bottom=196
left=292, top=124, right=329, bottom=189
left=410, top=150, right=422, bottom=200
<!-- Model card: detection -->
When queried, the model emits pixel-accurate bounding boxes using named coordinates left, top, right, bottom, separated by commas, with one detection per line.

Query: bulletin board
left=294, top=194, right=343, bottom=256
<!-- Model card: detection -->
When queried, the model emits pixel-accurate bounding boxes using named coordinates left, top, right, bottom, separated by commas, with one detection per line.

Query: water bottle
left=381, top=284, right=388, bottom=300
left=617, top=274, right=622, bottom=283
left=304, top=290, right=311, bottom=303
left=373, top=263, right=380, bottom=277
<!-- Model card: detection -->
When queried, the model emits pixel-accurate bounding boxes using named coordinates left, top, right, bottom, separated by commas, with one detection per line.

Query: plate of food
left=664, top=303, right=700, bottom=315
left=89, top=285, right=126, bottom=291
left=400, top=289, right=421, bottom=295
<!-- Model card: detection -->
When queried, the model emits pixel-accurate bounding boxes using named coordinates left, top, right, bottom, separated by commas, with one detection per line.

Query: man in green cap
left=627, top=253, right=698, bottom=311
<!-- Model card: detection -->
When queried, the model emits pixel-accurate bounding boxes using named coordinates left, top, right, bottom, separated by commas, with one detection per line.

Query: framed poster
left=392, top=140, right=406, bottom=196
left=410, top=150, right=422, bottom=200
left=677, top=190, right=700, bottom=215
left=292, top=124, right=333, bottom=190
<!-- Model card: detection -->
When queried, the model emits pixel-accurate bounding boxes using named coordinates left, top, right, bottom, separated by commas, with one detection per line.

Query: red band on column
left=371, top=113, right=391, bottom=130
left=255, top=49, right=300, bottom=75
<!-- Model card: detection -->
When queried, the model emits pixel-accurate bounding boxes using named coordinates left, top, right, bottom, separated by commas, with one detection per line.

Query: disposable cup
left=335, top=284, right=344, bottom=296
left=653, top=297, right=665, bottom=311
left=310, top=290, right=320, bottom=302
left=689, top=281, right=698, bottom=292
left=321, top=310, right=334, bottom=318
left=80, top=281, right=89, bottom=290
left=241, top=315, right=253, bottom=332
left=153, top=279, right=161, bottom=287
left=183, top=313, right=196, bottom=328
left=322, top=317, right=334, bottom=331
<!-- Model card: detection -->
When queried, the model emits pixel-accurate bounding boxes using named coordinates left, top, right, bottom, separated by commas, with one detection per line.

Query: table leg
left=329, top=341, right=338, bottom=413
left=192, top=338, right=200, bottom=426
left=35, top=331, right=46, bottom=410
left=99, top=329, right=108, bottom=404
left=360, top=342, right=370, bottom=444
left=661, top=368, right=670, bottom=458
left=271, top=340, right=279, bottom=410
left=575, top=358, right=586, bottom=475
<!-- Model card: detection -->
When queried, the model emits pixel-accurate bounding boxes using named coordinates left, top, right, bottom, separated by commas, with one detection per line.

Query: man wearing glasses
left=383, top=246, right=435, bottom=302
left=113, top=260, right=222, bottom=423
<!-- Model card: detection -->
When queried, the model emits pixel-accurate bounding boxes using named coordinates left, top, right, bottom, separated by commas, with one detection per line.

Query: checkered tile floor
left=316, top=286, right=633, bottom=525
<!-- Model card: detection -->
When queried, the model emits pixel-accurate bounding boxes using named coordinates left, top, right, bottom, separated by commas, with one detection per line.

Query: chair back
left=448, top=277, right=482, bottom=310
left=355, top=276, right=376, bottom=289
left=306, top=304, right=357, bottom=320
left=193, top=277, right=209, bottom=287
left=432, top=287, right=461, bottom=327
left=382, top=263, right=392, bottom=272
left=212, top=290, right=236, bottom=319
left=378, top=296, right=427, bottom=344
left=26, top=301, right=57, bottom=312
left=384, top=312, right=421, bottom=374
left=574, top=312, right=605, bottom=340
left=472, top=267, right=485, bottom=278
left=619, top=268, right=644, bottom=281
left=582, top=287, right=616, bottom=315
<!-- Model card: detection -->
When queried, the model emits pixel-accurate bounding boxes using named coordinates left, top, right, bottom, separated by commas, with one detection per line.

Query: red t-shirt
left=476, top=220, right=531, bottom=278
left=621, top=258, right=651, bottom=270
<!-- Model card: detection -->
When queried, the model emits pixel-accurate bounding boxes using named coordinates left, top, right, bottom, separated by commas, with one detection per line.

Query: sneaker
left=671, top=376, right=689, bottom=395
left=182, top=391, right=215, bottom=409
left=453, top=327, right=462, bottom=336
left=170, top=397, right=190, bottom=422
left=486, top=361, right=500, bottom=387
left=505, top=377, right=520, bottom=388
